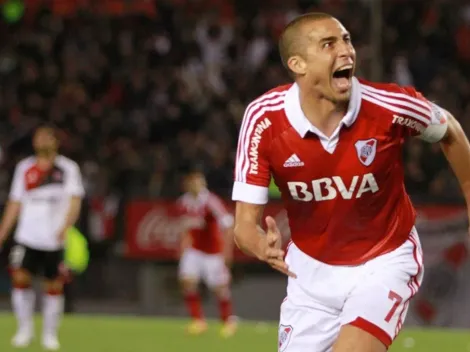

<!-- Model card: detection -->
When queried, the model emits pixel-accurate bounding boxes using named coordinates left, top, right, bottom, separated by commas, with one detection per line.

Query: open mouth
left=332, top=66, right=353, bottom=91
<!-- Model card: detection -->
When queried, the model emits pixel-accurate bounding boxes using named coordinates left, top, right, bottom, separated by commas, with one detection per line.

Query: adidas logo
left=283, top=154, right=304, bottom=167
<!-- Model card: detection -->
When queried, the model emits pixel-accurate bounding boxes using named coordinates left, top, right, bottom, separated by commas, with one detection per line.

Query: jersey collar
left=284, top=76, right=362, bottom=138
left=185, top=188, right=209, bottom=203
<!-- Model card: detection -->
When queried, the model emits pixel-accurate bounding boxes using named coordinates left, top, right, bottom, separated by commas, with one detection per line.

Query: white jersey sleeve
left=232, top=93, right=284, bottom=204
left=65, top=161, right=85, bottom=197
left=394, top=85, right=448, bottom=143
left=9, top=163, right=26, bottom=202
left=206, top=193, right=234, bottom=230
left=418, top=102, right=448, bottom=143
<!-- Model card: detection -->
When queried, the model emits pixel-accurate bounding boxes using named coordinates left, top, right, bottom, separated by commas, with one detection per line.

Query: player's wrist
left=253, top=236, right=268, bottom=261
left=60, top=222, right=73, bottom=231
left=0, top=227, right=8, bottom=239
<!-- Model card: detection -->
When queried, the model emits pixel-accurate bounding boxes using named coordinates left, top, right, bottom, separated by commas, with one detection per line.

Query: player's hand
left=179, top=233, right=192, bottom=258
left=0, top=229, right=8, bottom=250
left=260, top=216, right=296, bottom=278
left=224, top=252, right=233, bottom=268
left=57, top=228, right=67, bottom=243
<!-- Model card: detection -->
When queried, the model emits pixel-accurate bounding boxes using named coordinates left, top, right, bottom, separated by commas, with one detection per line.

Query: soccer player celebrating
left=177, top=165, right=237, bottom=337
left=232, top=13, right=470, bottom=352
left=0, top=125, right=85, bottom=350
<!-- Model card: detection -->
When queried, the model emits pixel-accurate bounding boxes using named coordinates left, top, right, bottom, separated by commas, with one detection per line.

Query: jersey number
left=9, top=245, right=26, bottom=268
left=385, top=290, right=403, bottom=322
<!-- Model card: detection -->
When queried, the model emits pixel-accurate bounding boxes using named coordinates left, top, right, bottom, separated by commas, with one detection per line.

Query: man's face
left=291, top=18, right=356, bottom=103
left=183, top=172, right=206, bottom=195
left=33, top=128, right=58, bottom=156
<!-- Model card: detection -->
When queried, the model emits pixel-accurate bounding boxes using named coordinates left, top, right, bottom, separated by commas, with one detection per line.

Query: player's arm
left=61, top=196, right=82, bottom=230
left=232, top=101, right=272, bottom=258
left=179, top=231, right=192, bottom=256
left=439, top=111, right=470, bottom=204
left=400, top=87, right=470, bottom=204
left=206, top=195, right=235, bottom=264
left=0, top=201, right=21, bottom=243
left=234, top=201, right=294, bottom=276
left=174, top=200, right=192, bottom=256
left=0, top=164, right=25, bottom=244
left=58, top=163, right=85, bottom=238
left=231, top=102, right=293, bottom=276
left=233, top=202, right=266, bottom=258
left=218, top=224, right=235, bottom=266
left=222, top=226, right=234, bottom=265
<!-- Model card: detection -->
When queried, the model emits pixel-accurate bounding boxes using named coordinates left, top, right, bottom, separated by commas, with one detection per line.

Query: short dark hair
left=278, top=12, right=334, bottom=74
left=179, top=162, right=204, bottom=176
left=34, top=123, right=58, bottom=138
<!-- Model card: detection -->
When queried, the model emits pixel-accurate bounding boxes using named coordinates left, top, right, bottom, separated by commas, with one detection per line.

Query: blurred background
left=0, top=0, right=469, bottom=340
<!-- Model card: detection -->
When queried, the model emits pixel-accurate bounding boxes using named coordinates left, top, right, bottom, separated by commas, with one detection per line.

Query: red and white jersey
left=177, top=189, right=234, bottom=254
left=232, top=77, right=448, bottom=265
left=9, top=155, right=85, bottom=251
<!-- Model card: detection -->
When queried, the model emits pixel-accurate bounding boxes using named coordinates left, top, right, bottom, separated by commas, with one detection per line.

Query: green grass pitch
left=0, top=314, right=468, bottom=351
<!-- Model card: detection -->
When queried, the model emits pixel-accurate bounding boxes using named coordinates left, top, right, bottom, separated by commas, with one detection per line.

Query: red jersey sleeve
left=361, top=82, right=448, bottom=142
left=206, top=193, right=234, bottom=230
left=174, top=198, right=186, bottom=216
left=396, top=86, right=448, bottom=142
left=232, top=98, right=276, bottom=204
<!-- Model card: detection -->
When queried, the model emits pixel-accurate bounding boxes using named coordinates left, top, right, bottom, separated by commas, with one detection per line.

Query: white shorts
left=279, top=228, right=423, bottom=352
left=178, top=248, right=230, bottom=288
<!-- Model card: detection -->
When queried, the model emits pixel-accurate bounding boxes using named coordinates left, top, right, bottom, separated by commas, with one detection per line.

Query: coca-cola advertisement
left=124, top=200, right=289, bottom=261
left=124, top=200, right=470, bottom=324
left=125, top=201, right=469, bottom=270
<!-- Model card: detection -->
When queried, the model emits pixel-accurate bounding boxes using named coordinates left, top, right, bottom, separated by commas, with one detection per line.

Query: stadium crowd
left=0, top=0, right=469, bottom=202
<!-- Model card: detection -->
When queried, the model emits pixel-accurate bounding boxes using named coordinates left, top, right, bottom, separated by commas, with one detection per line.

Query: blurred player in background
left=177, top=165, right=237, bottom=337
left=232, top=13, right=470, bottom=352
left=0, top=125, right=85, bottom=350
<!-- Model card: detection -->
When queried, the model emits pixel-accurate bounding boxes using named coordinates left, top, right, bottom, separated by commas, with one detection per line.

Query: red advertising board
left=124, top=200, right=289, bottom=262
left=124, top=200, right=468, bottom=262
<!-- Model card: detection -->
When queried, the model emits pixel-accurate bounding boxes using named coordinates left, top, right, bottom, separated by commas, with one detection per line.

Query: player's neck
left=36, top=154, right=56, bottom=170
left=299, top=88, right=348, bottom=138
left=188, top=188, right=207, bottom=198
